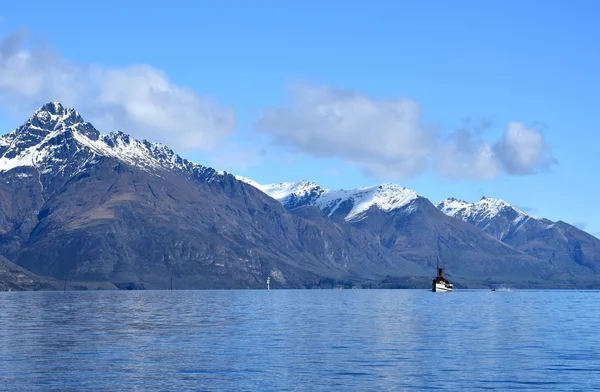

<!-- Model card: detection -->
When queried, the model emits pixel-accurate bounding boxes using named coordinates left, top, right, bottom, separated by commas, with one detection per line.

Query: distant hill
left=0, top=255, right=117, bottom=291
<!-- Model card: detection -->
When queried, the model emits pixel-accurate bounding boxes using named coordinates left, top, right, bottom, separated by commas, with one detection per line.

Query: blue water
left=1, top=289, right=599, bottom=391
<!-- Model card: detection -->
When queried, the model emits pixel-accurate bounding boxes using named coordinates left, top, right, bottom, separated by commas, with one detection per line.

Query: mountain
left=0, top=102, right=445, bottom=289
left=240, top=180, right=422, bottom=222
left=2, top=103, right=598, bottom=289
left=0, top=255, right=117, bottom=291
left=437, top=197, right=600, bottom=280
left=0, top=255, right=57, bottom=291
left=437, top=197, right=542, bottom=241
left=239, top=178, right=551, bottom=286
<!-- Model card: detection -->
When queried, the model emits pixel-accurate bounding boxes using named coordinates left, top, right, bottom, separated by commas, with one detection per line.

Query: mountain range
left=1, top=102, right=599, bottom=290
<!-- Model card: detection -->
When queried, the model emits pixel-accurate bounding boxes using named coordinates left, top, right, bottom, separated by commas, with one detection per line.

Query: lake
left=1, top=289, right=599, bottom=391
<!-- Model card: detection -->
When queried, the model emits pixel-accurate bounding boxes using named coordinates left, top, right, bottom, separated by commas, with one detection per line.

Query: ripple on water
left=1, top=289, right=599, bottom=391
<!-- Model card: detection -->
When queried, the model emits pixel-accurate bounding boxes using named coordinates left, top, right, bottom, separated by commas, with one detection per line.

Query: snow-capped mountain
left=240, top=173, right=600, bottom=283
left=437, top=196, right=530, bottom=221
left=3, top=102, right=600, bottom=289
left=2, top=102, right=450, bottom=289
left=237, top=177, right=422, bottom=222
left=436, top=196, right=544, bottom=241
left=437, top=196, right=600, bottom=272
left=0, top=102, right=221, bottom=186
left=237, top=176, right=556, bottom=282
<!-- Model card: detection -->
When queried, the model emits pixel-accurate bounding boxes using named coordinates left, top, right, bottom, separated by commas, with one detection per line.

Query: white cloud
left=437, top=138, right=500, bottom=180
left=494, top=121, right=556, bottom=174
left=256, top=84, right=556, bottom=180
left=0, top=30, right=235, bottom=151
left=256, top=84, right=436, bottom=179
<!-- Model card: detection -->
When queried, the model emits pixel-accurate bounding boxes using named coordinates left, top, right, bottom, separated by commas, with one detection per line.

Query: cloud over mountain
left=256, top=84, right=556, bottom=180
left=0, top=30, right=557, bottom=180
left=493, top=122, right=557, bottom=175
left=0, top=30, right=235, bottom=151
left=255, top=84, right=435, bottom=179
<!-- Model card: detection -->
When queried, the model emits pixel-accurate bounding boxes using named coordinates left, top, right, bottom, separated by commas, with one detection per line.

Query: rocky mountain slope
left=437, top=197, right=600, bottom=279
left=0, top=255, right=56, bottom=291
left=0, top=103, right=441, bottom=289
left=238, top=179, right=554, bottom=285
left=0, top=255, right=117, bottom=291
left=2, top=102, right=598, bottom=289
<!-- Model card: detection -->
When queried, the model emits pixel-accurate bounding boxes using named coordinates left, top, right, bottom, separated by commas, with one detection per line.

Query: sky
left=0, top=0, right=599, bottom=234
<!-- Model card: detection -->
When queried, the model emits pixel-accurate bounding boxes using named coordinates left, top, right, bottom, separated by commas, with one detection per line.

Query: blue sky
left=0, top=0, right=599, bottom=234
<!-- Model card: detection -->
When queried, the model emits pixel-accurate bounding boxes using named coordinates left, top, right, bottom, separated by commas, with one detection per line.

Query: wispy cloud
left=209, top=143, right=267, bottom=172
left=494, top=122, right=557, bottom=175
left=255, top=83, right=435, bottom=179
left=0, top=30, right=559, bottom=179
left=256, top=84, right=557, bottom=180
left=0, top=30, right=235, bottom=151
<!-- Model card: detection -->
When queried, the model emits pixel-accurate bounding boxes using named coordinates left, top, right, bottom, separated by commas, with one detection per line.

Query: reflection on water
left=1, top=290, right=599, bottom=391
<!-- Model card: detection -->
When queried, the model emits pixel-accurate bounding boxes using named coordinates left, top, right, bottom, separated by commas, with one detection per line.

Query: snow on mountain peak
left=235, top=175, right=262, bottom=189
left=328, top=183, right=421, bottom=221
left=0, top=102, right=218, bottom=181
left=437, top=196, right=533, bottom=225
left=261, top=180, right=323, bottom=201
left=436, top=198, right=471, bottom=216
left=36, top=101, right=65, bottom=115
left=240, top=178, right=422, bottom=221
left=437, top=196, right=550, bottom=241
left=28, top=102, right=87, bottom=132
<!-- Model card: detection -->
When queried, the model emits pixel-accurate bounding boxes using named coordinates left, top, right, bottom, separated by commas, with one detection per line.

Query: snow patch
left=436, top=196, right=544, bottom=241
left=261, top=180, right=321, bottom=201
left=248, top=179, right=421, bottom=221
left=437, top=196, right=535, bottom=222
left=0, top=102, right=224, bottom=185
left=235, top=175, right=264, bottom=189
left=0, top=146, right=36, bottom=172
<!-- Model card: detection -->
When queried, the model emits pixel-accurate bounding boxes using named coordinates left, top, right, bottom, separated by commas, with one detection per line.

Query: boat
left=432, top=266, right=453, bottom=292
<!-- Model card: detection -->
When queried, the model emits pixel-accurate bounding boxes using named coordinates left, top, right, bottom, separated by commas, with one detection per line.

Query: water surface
left=1, top=289, right=599, bottom=391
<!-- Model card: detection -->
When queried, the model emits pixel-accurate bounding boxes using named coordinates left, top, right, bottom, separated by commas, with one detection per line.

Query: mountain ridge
left=241, top=177, right=600, bottom=286
left=0, top=102, right=224, bottom=183
left=239, top=177, right=559, bottom=284
left=236, top=177, right=424, bottom=222
left=0, top=102, right=440, bottom=289
left=435, top=196, right=600, bottom=275
left=1, top=102, right=599, bottom=289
